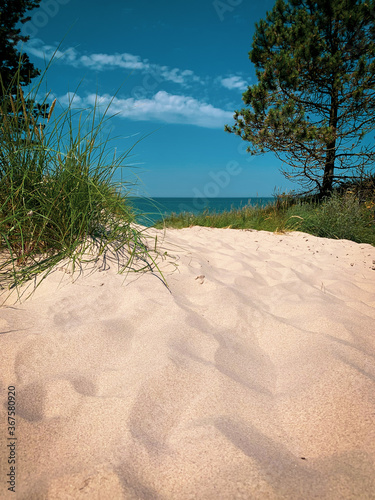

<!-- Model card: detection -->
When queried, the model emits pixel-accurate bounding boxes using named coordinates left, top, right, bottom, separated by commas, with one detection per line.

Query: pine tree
left=0, top=1, right=48, bottom=139
left=225, top=0, right=375, bottom=197
left=0, top=0, right=42, bottom=92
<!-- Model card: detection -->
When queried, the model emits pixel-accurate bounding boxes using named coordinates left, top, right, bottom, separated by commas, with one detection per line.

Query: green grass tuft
left=0, top=68, right=163, bottom=296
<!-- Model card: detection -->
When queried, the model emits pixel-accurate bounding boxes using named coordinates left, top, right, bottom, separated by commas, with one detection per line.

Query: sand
left=1, top=226, right=375, bottom=499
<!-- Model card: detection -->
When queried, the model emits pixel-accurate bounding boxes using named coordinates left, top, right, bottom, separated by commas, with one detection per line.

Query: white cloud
left=78, top=52, right=148, bottom=71
left=25, top=39, right=202, bottom=86
left=59, top=90, right=232, bottom=129
left=25, top=41, right=78, bottom=64
left=221, top=75, right=248, bottom=91
left=56, top=92, right=83, bottom=107
left=25, top=40, right=249, bottom=98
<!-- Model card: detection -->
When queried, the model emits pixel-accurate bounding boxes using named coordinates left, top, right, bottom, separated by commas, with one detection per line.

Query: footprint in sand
left=16, top=379, right=81, bottom=421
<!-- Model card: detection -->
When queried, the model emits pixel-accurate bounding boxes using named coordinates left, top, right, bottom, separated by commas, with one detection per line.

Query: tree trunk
left=321, top=141, right=336, bottom=198
left=321, top=84, right=339, bottom=198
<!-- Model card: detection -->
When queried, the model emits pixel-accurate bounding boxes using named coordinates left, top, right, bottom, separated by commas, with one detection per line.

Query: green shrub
left=298, top=192, right=375, bottom=244
left=157, top=192, right=375, bottom=246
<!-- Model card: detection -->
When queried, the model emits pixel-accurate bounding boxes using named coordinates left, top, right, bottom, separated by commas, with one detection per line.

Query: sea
left=129, top=197, right=274, bottom=227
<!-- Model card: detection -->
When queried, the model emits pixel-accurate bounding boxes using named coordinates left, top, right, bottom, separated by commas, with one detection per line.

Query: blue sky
left=20, top=0, right=295, bottom=197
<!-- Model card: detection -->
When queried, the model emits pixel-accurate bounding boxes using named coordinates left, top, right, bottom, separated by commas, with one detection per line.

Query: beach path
left=1, top=227, right=375, bottom=499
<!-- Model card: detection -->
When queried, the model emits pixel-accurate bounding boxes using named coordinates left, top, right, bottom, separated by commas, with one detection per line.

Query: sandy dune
left=1, top=227, right=375, bottom=499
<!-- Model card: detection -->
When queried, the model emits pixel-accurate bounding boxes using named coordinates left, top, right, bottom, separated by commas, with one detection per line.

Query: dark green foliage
left=0, top=0, right=42, bottom=92
left=226, top=0, right=375, bottom=197
left=0, top=1, right=48, bottom=134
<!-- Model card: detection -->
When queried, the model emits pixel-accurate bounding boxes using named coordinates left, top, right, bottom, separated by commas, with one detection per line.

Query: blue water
left=129, top=197, right=274, bottom=226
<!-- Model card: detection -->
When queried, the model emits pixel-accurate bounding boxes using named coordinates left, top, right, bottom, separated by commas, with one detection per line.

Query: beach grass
left=0, top=69, right=160, bottom=294
left=156, top=187, right=375, bottom=246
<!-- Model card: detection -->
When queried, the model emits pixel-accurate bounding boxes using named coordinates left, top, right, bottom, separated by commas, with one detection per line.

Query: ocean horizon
left=129, top=197, right=275, bottom=226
